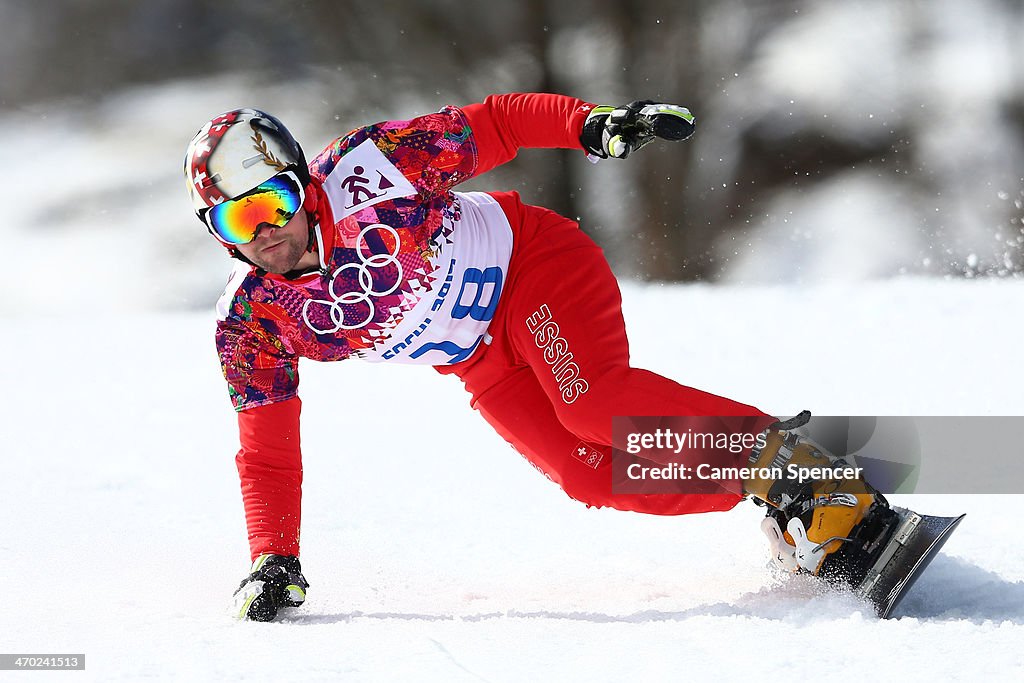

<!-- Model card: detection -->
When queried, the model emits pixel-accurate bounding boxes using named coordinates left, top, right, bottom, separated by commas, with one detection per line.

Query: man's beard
left=249, top=235, right=309, bottom=274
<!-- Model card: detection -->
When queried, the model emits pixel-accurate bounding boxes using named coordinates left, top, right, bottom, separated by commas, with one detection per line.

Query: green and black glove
left=232, top=554, right=309, bottom=622
left=580, top=100, right=696, bottom=159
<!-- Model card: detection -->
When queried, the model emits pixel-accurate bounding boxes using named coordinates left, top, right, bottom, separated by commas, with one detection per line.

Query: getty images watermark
left=611, top=415, right=1024, bottom=495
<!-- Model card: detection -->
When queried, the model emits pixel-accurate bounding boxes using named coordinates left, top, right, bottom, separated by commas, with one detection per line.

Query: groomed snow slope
left=1, top=279, right=1022, bottom=681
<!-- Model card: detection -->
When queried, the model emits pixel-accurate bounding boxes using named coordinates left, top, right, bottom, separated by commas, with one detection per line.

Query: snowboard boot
left=743, top=411, right=894, bottom=577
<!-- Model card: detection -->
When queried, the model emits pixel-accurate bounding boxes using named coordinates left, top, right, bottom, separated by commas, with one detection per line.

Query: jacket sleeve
left=235, top=397, right=303, bottom=560
left=460, top=93, right=596, bottom=177
left=216, top=318, right=299, bottom=411
left=216, top=318, right=303, bottom=559
left=315, top=93, right=596, bottom=200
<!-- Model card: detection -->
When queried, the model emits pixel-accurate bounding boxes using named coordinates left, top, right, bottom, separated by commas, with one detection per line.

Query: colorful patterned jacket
left=219, top=93, right=596, bottom=559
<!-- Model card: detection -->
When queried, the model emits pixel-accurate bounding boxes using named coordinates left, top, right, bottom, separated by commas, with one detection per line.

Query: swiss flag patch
left=572, top=442, right=603, bottom=470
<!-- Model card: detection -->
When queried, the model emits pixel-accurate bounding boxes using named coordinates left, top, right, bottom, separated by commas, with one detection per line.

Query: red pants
left=438, top=192, right=775, bottom=515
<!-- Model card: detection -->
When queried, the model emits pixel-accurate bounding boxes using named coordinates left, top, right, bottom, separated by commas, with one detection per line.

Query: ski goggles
left=202, top=170, right=305, bottom=245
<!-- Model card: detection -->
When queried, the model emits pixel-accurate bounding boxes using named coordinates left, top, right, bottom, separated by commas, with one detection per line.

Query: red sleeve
left=461, top=93, right=596, bottom=177
left=235, top=397, right=303, bottom=560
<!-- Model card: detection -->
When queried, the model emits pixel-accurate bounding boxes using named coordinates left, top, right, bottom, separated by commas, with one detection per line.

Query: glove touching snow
left=232, top=554, right=309, bottom=622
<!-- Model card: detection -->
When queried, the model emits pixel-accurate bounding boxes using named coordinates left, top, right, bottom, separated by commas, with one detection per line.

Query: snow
left=699, top=0, right=1024, bottom=283
left=1, top=27, right=1022, bottom=677
left=2, top=278, right=1023, bottom=681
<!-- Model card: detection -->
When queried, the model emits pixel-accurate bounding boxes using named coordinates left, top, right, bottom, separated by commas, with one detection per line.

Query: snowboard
left=819, top=506, right=965, bottom=618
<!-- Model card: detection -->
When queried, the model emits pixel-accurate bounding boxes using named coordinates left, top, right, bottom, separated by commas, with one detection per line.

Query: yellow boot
left=744, top=412, right=886, bottom=575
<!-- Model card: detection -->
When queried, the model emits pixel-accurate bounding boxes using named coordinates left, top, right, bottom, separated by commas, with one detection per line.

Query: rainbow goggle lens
left=203, top=171, right=305, bottom=245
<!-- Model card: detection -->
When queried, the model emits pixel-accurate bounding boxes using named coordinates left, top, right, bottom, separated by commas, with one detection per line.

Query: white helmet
left=184, top=108, right=309, bottom=217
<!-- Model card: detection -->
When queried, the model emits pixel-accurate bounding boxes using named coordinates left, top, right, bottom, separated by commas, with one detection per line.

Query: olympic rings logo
left=302, top=223, right=404, bottom=334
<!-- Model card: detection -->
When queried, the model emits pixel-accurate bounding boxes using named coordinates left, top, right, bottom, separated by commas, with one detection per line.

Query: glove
left=580, top=100, right=696, bottom=159
left=232, top=554, right=309, bottom=622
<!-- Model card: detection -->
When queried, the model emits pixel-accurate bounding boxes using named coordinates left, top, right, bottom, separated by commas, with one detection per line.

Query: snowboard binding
left=746, top=411, right=965, bottom=617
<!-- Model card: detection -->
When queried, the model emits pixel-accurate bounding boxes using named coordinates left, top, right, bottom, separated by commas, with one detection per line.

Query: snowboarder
left=184, top=94, right=886, bottom=621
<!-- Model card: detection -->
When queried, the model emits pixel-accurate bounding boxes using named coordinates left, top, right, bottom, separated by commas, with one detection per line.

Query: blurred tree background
left=1, top=0, right=1022, bottom=308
